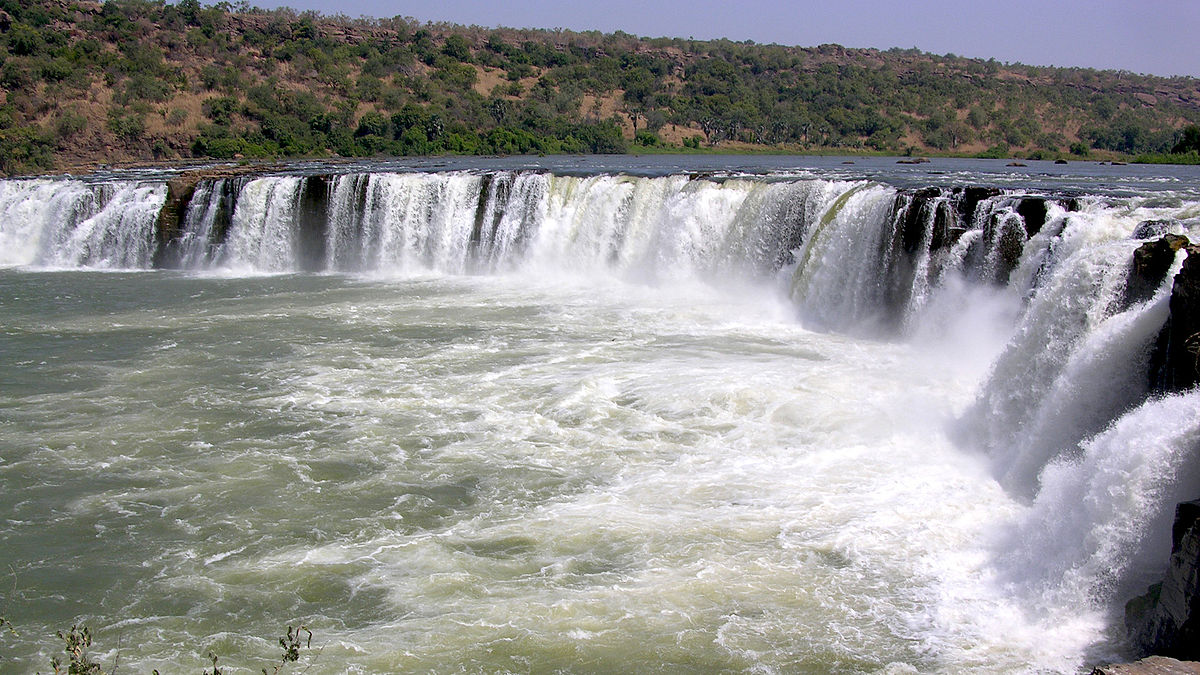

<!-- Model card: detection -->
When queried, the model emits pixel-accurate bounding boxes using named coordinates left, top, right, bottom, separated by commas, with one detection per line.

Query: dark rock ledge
left=1146, top=237, right=1200, bottom=393
left=1102, top=241, right=1200, bottom=673
left=1092, top=656, right=1200, bottom=675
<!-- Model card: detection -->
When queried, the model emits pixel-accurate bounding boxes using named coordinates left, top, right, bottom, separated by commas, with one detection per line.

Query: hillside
left=2, top=0, right=1200, bottom=175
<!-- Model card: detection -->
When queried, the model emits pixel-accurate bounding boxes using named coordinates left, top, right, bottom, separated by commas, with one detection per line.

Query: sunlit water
left=2, top=157, right=1200, bottom=673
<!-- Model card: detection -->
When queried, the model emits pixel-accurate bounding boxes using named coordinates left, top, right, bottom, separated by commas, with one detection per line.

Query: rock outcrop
left=152, top=163, right=297, bottom=268
left=1125, top=234, right=1191, bottom=308
left=1126, top=500, right=1200, bottom=661
left=1133, top=219, right=1181, bottom=240
left=1149, top=244, right=1200, bottom=392
left=1015, top=197, right=1049, bottom=237
left=154, top=176, right=200, bottom=248
left=1092, top=656, right=1200, bottom=675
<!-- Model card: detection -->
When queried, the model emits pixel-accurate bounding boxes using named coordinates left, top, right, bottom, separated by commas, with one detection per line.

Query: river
left=1, top=156, right=1198, bottom=673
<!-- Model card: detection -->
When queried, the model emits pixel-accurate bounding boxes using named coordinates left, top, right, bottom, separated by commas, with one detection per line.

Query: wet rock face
left=899, top=187, right=942, bottom=254
left=151, top=176, right=201, bottom=268
left=156, top=176, right=200, bottom=242
left=960, top=186, right=1002, bottom=227
left=295, top=175, right=331, bottom=272
left=1125, top=234, right=1191, bottom=308
left=1126, top=500, right=1200, bottom=661
left=1015, top=197, right=1048, bottom=237
left=1133, top=220, right=1182, bottom=240
left=1149, top=245, right=1200, bottom=392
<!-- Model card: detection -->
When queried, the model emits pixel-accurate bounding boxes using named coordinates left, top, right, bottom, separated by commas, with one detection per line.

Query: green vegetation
left=1, top=0, right=1199, bottom=174
left=0, top=616, right=315, bottom=674
left=1132, top=124, right=1200, bottom=163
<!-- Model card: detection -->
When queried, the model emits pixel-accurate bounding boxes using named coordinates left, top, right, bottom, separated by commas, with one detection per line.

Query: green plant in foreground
left=269, top=625, right=312, bottom=675
left=0, top=615, right=315, bottom=675
left=51, top=625, right=102, bottom=675
left=200, top=625, right=313, bottom=675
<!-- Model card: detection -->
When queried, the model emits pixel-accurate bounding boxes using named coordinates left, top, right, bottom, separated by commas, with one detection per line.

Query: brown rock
left=155, top=176, right=200, bottom=245
left=1092, top=656, right=1200, bottom=675
left=1125, top=234, right=1190, bottom=308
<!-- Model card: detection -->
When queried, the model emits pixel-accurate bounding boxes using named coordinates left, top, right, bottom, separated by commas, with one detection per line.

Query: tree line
left=1, top=0, right=1198, bottom=174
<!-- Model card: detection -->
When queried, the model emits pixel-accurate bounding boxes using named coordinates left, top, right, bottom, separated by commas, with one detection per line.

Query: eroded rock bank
left=1117, top=237, right=1200, bottom=666
left=1093, top=656, right=1200, bottom=675
left=1149, top=240, right=1200, bottom=392
left=1126, top=500, right=1200, bottom=661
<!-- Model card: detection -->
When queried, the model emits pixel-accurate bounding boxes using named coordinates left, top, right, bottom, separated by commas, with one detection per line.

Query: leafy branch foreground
left=2, top=619, right=316, bottom=675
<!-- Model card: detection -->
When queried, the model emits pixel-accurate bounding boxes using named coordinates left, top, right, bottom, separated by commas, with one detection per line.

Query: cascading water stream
left=0, top=178, right=165, bottom=268
left=171, top=178, right=239, bottom=269
left=213, top=176, right=305, bottom=272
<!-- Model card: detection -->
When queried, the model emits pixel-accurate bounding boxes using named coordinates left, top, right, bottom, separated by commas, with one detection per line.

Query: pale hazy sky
left=242, top=0, right=1200, bottom=78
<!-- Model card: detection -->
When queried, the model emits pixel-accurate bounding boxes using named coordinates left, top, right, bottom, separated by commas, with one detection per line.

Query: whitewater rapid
left=0, top=158, right=1198, bottom=673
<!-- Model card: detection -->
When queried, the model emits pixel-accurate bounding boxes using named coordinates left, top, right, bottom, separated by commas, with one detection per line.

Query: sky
left=241, top=0, right=1200, bottom=78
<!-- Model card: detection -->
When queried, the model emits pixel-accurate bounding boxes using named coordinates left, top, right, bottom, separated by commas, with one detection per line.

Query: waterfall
left=997, top=389, right=1200, bottom=608
left=171, top=178, right=240, bottom=269
left=2, top=165, right=1200, bottom=667
left=0, top=178, right=164, bottom=268
left=786, top=182, right=897, bottom=331
left=0, top=179, right=96, bottom=267
left=213, top=177, right=305, bottom=272
left=163, top=171, right=881, bottom=285
left=1, top=171, right=1098, bottom=301
left=326, top=173, right=369, bottom=271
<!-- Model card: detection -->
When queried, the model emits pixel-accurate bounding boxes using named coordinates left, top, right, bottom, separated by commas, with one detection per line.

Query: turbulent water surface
left=2, top=156, right=1200, bottom=673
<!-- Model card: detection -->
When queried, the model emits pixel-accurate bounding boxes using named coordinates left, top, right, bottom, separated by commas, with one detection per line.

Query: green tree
left=1172, top=125, right=1200, bottom=154
left=442, top=34, right=472, bottom=62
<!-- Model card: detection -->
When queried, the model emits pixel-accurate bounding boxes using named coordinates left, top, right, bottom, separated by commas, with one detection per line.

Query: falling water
left=1, top=158, right=1198, bottom=673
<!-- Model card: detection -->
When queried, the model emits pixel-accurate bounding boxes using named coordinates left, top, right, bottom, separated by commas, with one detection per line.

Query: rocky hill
left=2, top=0, right=1200, bottom=174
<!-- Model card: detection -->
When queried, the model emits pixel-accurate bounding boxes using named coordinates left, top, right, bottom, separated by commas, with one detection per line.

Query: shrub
left=634, top=130, right=658, bottom=146
left=8, top=23, right=46, bottom=56
left=202, top=96, right=240, bottom=126
left=0, top=125, right=56, bottom=174
left=0, top=60, right=32, bottom=90
left=355, top=110, right=389, bottom=138
left=442, top=34, right=472, bottom=62
left=979, top=143, right=1009, bottom=159
left=52, top=109, right=88, bottom=140
left=1172, top=125, right=1200, bottom=154
left=0, top=617, right=315, bottom=675
left=107, top=109, right=145, bottom=142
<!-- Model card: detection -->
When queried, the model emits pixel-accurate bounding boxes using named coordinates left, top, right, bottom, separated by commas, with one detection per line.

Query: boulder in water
left=1016, top=197, right=1049, bottom=236
left=1134, top=220, right=1182, bottom=240
left=1126, top=500, right=1200, bottom=661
